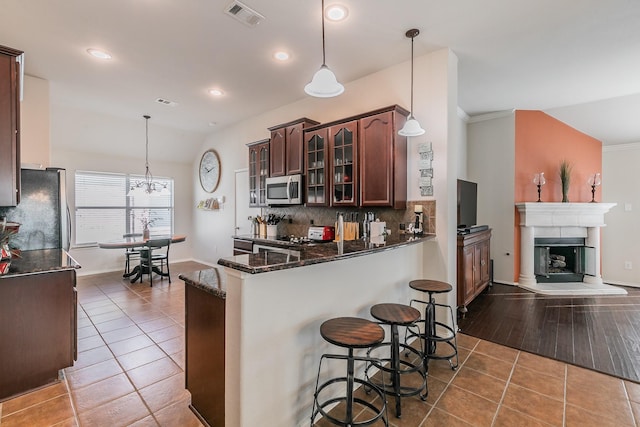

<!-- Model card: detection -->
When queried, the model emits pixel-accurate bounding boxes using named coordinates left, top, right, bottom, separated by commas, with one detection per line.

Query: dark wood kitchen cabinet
left=457, top=229, right=491, bottom=315
left=184, top=271, right=226, bottom=427
left=304, top=127, right=329, bottom=206
left=0, top=45, right=23, bottom=207
left=0, top=269, right=77, bottom=400
left=247, top=139, right=269, bottom=207
left=359, top=106, right=408, bottom=209
left=303, top=105, right=408, bottom=208
left=269, top=118, right=319, bottom=177
left=329, top=121, right=359, bottom=207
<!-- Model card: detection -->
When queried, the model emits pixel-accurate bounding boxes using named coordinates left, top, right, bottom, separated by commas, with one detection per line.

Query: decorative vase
left=143, top=227, right=150, bottom=240
left=559, top=160, right=572, bottom=203
left=561, top=186, right=569, bottom=203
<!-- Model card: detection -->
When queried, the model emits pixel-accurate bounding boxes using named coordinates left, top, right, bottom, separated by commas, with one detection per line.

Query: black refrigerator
left=0, top=168, right=70, bottom=251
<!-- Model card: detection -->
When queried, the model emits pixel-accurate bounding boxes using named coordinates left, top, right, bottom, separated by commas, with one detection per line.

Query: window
left=75, top=171, right=174, bottom=245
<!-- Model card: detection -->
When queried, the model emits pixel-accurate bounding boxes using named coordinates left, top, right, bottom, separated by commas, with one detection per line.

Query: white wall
left=467, top=111, right=516, bottom=285
left=602, top=142, right=640, bottom=287
left=49, top=106, right=200, bottom=275
left=192, top=49, right=460, bottom=292
left=21, top=75, right=50, bottom=167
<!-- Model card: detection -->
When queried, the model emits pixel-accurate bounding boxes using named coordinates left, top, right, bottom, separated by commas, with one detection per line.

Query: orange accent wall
left=513, top=110, right=602, bottom=282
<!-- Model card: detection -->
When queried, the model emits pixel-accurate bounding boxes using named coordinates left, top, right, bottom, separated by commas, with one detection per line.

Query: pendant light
left=129, top=115, right=169, bottom=195
left=304, top=0, right=344, bottom=98
left=399, top=29, right=425, bottom=137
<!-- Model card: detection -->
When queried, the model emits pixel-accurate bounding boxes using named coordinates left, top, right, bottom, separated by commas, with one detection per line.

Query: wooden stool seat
left=320, top=317, right=384, bottom=349
left=370, top=303, right=421, bottom=326
left=409, top=279, right=452, bottom=294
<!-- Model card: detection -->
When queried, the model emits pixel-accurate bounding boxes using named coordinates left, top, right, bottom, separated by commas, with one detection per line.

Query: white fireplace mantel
left=515, top=202, right=624, bottom=295
left=516, top=202, right=617, bottom=228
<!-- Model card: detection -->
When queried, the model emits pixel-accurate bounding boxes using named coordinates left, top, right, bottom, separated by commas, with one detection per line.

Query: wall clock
left=199, top=149, right=221, bottom=193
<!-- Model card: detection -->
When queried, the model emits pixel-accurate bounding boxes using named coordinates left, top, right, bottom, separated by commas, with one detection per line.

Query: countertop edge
left=218, top=235, right=434, bottom=274
left=179, top=269, right=226, bottom=299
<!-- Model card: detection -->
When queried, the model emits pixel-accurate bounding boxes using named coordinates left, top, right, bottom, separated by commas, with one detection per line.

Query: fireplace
left=533, top=237, right=594, bottom=283
left=515, top=202, right=624, bottom=295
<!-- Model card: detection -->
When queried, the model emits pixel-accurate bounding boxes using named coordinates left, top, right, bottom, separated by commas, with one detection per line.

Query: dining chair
left=138, top=238, right=171, bottom=286
left=122, top=233, right=143, bottom=277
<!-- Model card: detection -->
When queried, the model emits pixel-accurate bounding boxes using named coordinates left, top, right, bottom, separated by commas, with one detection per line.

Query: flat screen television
left=457, top=179, right=477, bottom=229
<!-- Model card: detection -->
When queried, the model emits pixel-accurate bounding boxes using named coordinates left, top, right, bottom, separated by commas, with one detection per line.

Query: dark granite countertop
left=179, top=267, right=226, bottom=298
left=219, top=233, right=435, bottom=274
left=0, top=249, right=81, bottom=279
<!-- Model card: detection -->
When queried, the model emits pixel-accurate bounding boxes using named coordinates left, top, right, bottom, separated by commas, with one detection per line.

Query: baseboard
left=603, top=279, right=640, bottom=289
left=492, top=280, right=517, bottom=286
left=75, top=257, right=202, bottom=277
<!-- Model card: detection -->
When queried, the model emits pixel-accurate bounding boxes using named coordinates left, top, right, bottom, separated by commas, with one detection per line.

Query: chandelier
left=129, top=115, right=169, bottom=195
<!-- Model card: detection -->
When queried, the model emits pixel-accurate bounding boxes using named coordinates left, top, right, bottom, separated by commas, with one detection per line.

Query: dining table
left=98, top=234, right=186, bottom=283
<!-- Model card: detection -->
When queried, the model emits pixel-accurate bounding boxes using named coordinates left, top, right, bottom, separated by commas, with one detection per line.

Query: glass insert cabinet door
left=305, top=129, right=328, bottom=206
left=247, top=140, right=269, bottom=207
left=330, top=121, right=358, bottom=207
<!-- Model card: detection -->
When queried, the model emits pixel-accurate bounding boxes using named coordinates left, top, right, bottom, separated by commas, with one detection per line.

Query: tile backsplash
left=256, top=201, right=435, bottom=238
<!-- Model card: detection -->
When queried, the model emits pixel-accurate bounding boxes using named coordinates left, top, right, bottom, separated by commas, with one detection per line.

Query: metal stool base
left=407, top=298, right=459, bottom=371
left=311, top=352, right=388, bottom=427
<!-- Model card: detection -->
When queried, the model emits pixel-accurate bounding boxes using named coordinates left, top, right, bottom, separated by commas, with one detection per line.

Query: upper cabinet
left=0, top=45, right=23, bottom=207
left=303, top=105, right=408, bottom=208
left=269, top=118, right=319, bottom=177
left=304, top=128, right=328, bottom=207
left=329, top=121, right=358, bottom=207
left=247, top=139, right=269, bottom=207
left=359, top=108, right=408, bottom=209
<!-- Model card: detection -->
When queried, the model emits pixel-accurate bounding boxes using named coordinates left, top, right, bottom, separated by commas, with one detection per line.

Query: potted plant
left=138, top=213, right=156, bottom=240
left=559, top=160, right=572, bottom=202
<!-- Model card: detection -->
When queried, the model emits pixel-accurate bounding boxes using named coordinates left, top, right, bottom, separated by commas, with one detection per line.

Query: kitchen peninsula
left=182, top=233, right=434, bottom=427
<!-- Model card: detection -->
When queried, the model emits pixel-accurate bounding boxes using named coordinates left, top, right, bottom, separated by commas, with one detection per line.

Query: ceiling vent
left=224, top=1, right=265, bottom=27
left=155, top=98, right=178, bottom=107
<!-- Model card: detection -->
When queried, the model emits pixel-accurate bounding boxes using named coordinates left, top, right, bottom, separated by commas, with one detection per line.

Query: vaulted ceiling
left=2, top=0, right=639, bottom=148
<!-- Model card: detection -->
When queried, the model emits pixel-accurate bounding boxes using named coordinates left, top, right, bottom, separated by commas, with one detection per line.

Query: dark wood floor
left=458, top=283, right=640, bottom=383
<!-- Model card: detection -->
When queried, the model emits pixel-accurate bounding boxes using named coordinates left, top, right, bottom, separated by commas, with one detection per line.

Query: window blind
left=75, top=171, right=174, bottom=245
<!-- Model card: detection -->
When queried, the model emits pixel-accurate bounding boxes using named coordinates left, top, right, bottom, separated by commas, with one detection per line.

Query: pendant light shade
left=398, top=28, right=425, bottom=137
left=305, top=0, right=344, bottom=98
left=305, top=65, right=344, bottom=97
left=399, top=117, right=425, bottom=137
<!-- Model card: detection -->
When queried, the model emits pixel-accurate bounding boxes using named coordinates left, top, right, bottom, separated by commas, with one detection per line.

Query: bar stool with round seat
left=366, top=303, right=427, bottom=418
left=311, top=317, right=388, bottom=427
left=406, top=279, right=459, bottom=371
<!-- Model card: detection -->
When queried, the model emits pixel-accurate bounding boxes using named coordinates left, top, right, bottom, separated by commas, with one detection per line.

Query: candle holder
left=588, top=173, right=601, bottom=203
left=533, top=172, right=546, bottom=202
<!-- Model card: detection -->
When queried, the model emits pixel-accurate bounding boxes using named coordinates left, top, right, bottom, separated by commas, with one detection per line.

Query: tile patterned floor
left=1, top=262, right=639, bottom=426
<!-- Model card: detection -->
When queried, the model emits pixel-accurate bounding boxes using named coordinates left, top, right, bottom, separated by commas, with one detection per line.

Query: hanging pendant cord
left=144, top=115, right=153, bottom=184
left=410, top=34, right=415, bottom=116
left=321, top=0, right=326, bottom=66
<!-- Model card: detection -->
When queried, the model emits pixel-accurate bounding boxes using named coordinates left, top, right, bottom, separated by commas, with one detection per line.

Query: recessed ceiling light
left=273, top=51, right=290, bottom=61
left=208, top=89, right=224, bottom=97
left=86, top=48, right=112, bottom=60
left=325, top=4, right=348, bottom=21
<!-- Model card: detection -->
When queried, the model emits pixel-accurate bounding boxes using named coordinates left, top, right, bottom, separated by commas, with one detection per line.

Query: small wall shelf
left=197, top=196, right=225, bottom=211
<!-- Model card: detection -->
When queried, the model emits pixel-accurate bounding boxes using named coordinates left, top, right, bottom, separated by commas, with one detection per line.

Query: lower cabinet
left=233, top=238, right=253, bottom=255
left=186, top=283, right=225, bottom=427
left=456, top=229, right=491, bottom=315
left=0, top=269, right=77, bottom=400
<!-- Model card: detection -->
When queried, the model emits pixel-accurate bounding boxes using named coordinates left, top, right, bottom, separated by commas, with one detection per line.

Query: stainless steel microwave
left=265, top=174, right=303, bottom=205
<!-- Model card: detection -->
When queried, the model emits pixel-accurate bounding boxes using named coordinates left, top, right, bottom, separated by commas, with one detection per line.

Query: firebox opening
left=534, top=237, right=593, bottom=283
